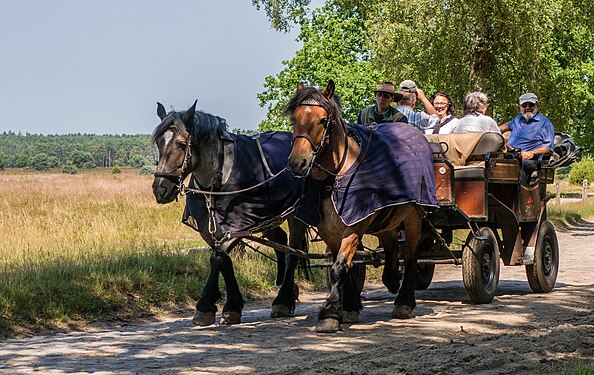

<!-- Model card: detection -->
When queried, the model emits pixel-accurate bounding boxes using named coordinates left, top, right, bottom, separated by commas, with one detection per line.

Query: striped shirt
left=396, top=105, right=438, bottom=132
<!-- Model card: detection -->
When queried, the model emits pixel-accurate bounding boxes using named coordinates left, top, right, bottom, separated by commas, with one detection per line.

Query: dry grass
left=0, top=169, right=328, bottom=336
left=0, top=171, right=196, bottom=266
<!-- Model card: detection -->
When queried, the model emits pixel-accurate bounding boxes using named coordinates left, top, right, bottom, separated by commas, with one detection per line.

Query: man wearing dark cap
left=499, top=92, right=555, bottom=182
left=357, top=82, right=408, bottom=126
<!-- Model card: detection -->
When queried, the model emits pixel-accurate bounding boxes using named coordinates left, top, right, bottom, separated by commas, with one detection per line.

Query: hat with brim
left=519, top=92, right=538, bottom=105
left=373, top=83, right=403, bottom=101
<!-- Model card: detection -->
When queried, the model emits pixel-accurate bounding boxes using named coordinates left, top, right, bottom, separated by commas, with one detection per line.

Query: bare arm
left=520, top=147, right=552, bottom=160
left=416, top=88, right=436, bottom=115
left=499, top=122, right=510, bottom=133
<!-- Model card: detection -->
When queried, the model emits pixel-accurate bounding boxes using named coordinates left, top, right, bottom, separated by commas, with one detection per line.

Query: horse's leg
left=379, top=230, right=402, bottom=294
left=198, top=240, right=243, bottom=325
left=317, top=230, right=363, bottom=333
left=392, top=211, right=422, bottom=319
left=264, top=226, right=288, bottom=288
left=341, top=247, right=365, bottom=324
left=271, top=218, right=307, bottom=318
left=193, top=251, right=223, bottom=326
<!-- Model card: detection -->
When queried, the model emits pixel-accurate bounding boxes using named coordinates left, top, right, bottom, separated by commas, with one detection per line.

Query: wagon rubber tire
left=525, top=220, right=559, bottom=293
left=462, top=227, right=500, bottom=304
left=415, top=233, right=437, bottom=290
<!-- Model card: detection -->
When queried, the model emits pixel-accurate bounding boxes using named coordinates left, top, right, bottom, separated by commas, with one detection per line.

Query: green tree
left=30, top=153, right=51, bottom=171
left=258, top=2, right=383, bottom=131
left=255, top=0, right=594, bottom=153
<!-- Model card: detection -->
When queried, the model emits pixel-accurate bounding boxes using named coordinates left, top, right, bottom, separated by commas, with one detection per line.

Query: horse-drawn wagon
left=151, top=85, right=579, bottom=332
left=411, top=130, right=580, bottom=303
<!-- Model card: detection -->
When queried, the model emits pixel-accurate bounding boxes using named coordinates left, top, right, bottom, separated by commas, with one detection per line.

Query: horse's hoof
left=192, top=311, right=216, bottom=326
left=343, top=310, right=359, bottom=324
left=391, top=305, right=414, bottom=319
left=270, top=304, right=292, bottom=318
left=220, top=311, right=241, bottom=325
left=315, top=318, right=340, bottom=333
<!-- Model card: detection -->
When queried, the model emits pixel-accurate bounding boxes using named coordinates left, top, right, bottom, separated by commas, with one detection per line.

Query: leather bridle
left=291, top=98, right=348, bottom=177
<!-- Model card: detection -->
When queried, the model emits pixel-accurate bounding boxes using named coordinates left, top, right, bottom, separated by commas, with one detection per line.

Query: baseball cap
left=519, top=92, right=538, bottom=105
left=399, top=80, right=418, bottom=93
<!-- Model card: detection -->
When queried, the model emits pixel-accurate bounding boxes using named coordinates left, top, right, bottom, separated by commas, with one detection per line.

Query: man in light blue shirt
left=396, top=80, right=437, bottom=132
left=499, top=92, right=555, bottom=182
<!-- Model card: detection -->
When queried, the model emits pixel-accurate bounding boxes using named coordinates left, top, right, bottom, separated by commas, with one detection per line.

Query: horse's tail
left=297, top=231, right=312, bottom=281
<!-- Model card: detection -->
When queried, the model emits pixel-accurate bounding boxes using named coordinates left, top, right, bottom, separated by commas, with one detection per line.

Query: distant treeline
left=0, top=129, right=258, bottom=171
left=0, top=132, right=154, bottom=170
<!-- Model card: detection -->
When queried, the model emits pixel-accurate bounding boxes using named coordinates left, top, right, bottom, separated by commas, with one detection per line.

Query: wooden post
left=556, top=182, right=561, bottom=205
left=583, top=179, right=588, bottom=201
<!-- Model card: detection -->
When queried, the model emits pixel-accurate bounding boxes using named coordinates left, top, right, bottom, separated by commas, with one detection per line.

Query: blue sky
left=0, top=1, right=312, bottom=135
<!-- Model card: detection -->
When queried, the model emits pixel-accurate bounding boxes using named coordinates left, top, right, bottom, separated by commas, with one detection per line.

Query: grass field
left=0, top=168, right=329, bottom=336
left=1, top=168, right=593, bottom=337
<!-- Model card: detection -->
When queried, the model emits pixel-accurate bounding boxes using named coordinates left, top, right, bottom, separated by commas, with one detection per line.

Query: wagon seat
left=425, top=132, right=506, bottom=179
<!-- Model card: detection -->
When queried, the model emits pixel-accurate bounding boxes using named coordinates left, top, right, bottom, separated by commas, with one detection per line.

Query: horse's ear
left=296, top=83, right=303, bottom=92
left=323, top=80, right=335, bottom=100
left=181, top=100, right=197, bottom=124
left=157, top=102, right=167, bottom=120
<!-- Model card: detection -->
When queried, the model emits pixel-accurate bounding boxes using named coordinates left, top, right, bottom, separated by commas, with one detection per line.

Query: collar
left=374, top=106, right=392, bottom=117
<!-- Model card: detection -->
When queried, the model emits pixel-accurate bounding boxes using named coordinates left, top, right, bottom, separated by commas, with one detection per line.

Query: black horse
left=152, top=100, right=307, bottom=325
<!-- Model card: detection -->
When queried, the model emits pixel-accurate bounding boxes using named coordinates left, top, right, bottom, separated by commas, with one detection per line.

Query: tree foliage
left=258, top=2, right=383, bottom=131
left=0, top=132, right=156, bottom=170
left=252, top=0, right=310, bottom=32
left=254, top=0, right=594, bottom=153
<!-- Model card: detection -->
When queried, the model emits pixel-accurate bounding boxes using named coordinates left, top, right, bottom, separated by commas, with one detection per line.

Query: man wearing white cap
left=357, top=82, right=408, bottom=126
left=396, top=79, right=437, bottom=132
left=499, top=92, right=555, bottom=182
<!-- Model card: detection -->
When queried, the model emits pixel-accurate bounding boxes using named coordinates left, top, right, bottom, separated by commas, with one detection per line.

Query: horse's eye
left=320, top=118, right=328, bottom=127
left=177, top=142, right=188, bottom=150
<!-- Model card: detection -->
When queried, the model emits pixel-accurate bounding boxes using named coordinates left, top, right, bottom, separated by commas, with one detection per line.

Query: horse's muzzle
left=152, top=177, right=179, bottom=204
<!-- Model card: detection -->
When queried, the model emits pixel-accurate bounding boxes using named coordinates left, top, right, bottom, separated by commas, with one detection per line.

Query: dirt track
left=1, top=219, right=593, bottom=375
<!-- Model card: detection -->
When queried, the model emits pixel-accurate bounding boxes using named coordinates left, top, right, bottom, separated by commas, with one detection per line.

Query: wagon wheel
left=525, top=220, right=559, bottom=293
left=415, top=233, right=437, bottom=290
left=462, top=227, right=500, bottom=304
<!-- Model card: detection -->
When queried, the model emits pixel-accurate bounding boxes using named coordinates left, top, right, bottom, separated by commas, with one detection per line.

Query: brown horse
left=286, top=81, right=437, bottom=333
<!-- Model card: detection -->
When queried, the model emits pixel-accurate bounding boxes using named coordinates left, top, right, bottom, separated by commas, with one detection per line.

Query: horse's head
left=286, top=80, right=338, bottom=177
left=151, top=100, right=197, bottom=204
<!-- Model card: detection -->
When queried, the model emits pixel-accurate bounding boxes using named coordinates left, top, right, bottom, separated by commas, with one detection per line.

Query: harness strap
left=254, top=133, right=274, bottom=177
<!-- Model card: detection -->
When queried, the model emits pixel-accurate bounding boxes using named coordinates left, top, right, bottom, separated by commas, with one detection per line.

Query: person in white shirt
left=426, top=91, right=458, bottom=134
left=450, top=91, right=500, bottom=134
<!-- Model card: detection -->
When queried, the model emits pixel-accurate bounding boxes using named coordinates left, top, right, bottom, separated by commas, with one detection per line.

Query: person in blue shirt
left=499, top=92, right=555, bottom=182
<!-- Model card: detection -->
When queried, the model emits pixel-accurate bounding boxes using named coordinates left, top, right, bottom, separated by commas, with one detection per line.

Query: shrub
left=568, top=157, right=594, bottom=185
left=139, top=165, right=155, bottom=175
left=61, top=164, right=78, bottom=174
left=111, top=166, right=122, bottom=174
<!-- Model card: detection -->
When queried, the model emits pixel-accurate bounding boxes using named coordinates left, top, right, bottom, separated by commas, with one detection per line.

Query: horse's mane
left=283, top=86, right=343, bottom=121
left=151, top=110, right=228, bottom=145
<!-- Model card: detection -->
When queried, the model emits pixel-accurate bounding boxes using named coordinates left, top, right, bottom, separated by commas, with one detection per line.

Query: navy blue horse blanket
left=182, top=131, right=301, bottom=238
left=295, top=122, right=437, bottom=226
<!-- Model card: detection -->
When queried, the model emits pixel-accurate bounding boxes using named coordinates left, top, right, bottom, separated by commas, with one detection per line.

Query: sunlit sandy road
left=1, top=220, right=593, bottom=375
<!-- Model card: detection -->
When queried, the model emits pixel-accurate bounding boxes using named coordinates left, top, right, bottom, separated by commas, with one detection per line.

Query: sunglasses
left=521, top=102, right=536, bottom=109
left=376, top=92, right=394, bottom=99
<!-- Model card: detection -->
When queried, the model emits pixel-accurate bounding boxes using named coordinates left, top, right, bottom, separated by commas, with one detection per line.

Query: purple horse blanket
left=182, top=131, right=301, bottom=238
left=295, top=122, right=437, bottom=226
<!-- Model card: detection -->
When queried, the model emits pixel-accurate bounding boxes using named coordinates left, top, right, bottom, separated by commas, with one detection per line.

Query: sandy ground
left=1, top=219, right=593, bottom=375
